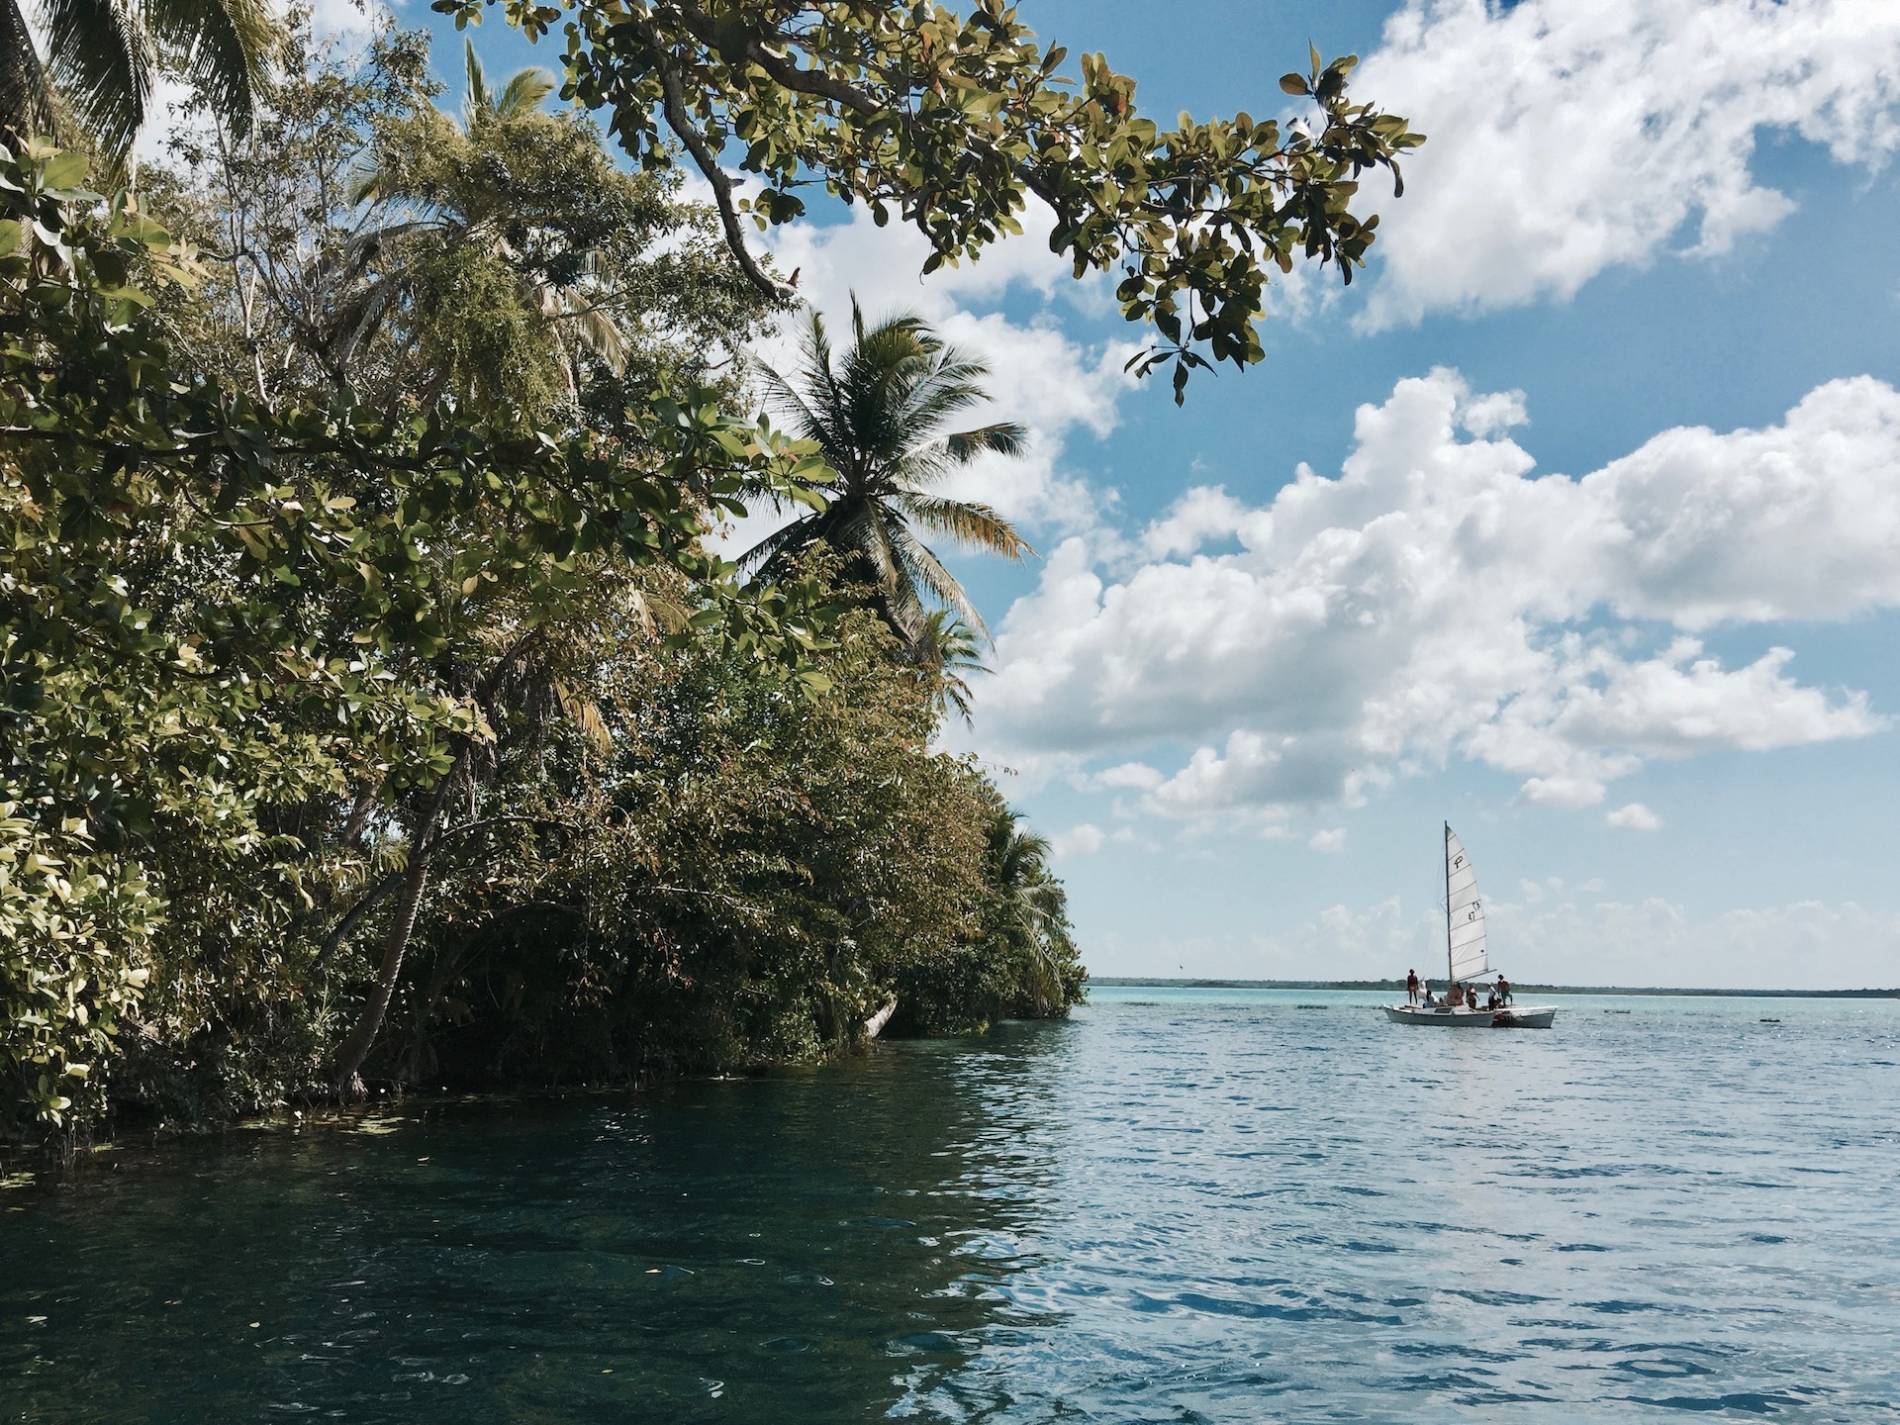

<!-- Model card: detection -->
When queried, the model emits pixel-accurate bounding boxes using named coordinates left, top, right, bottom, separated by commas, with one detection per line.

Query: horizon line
left=1089, top=977, right=1899, bottom=998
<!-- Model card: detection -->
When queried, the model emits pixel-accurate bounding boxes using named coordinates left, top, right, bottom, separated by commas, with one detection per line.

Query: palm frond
left=738, top=511, right=822, bottom=575
left=461, top=36, right=489, bottom=123
left=496, top=65, right=556, bottom=120
left=894, top=492, right=1033, bottom=560
left=893, top=525, right=988, bottom=641
left=0, top=0, right=56, bottom=139
left=552, top=676, right=613, bottom=755
left=834, top=499, right=900, bottom=590
left=760, top=354, right=842, bottom=456
left=44, top=0, right=151, bottom=157
left=144, top=0, right=277, bottom=140
left=892, top=349, right=996, bottom=436
left=911, top=609, right=988, bottom=726
left=944, top=419, right=1028, bottom=462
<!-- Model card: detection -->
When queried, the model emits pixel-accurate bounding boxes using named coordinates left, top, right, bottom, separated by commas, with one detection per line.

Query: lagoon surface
left=4, top=986, right=1898, bottom=1423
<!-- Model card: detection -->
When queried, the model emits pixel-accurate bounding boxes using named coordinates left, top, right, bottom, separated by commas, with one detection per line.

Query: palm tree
left=743, top=299, right=1032, bottom=642
left=1, top=0, right=275, bottom=158
left=327, top=41, right=626, bottom=399
left=909, top=609, right=988, bottom=726
left=983, top=806, right=1078, bottom=1017
left=453, top=36, right=555, bottom=127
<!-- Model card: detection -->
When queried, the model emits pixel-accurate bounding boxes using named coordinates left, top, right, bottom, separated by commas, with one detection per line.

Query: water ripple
left=2, top=988, right=1898, bottom=1423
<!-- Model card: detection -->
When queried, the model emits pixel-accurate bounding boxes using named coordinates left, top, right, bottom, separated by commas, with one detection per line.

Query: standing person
left=1406, top=968, right=1420, bottom=1004
left=1497, top=975, right=1512, bottom=1006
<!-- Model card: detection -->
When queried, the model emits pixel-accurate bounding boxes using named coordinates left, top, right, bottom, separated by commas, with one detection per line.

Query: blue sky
left=423, top=0, right=1900, bottom=990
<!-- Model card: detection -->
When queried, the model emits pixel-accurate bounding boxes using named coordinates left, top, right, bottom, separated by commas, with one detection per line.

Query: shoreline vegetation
left=0, top=7, right=1423, bottom=1140
left=1093, top=978, right=1900, bottom=999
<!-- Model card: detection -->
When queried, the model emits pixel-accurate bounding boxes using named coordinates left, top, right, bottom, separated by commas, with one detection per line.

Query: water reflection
left=0, top=1029, right=1075, bottom=1424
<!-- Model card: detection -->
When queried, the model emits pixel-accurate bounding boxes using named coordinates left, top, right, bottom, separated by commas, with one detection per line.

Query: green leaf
left=42, top=151, right=87, bottom=189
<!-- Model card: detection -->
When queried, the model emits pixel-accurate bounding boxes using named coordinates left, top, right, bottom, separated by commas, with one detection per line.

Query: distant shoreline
left=1090, top=977, right=1899, bottom=999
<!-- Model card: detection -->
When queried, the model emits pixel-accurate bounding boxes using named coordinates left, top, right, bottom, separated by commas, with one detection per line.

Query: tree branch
left=646, top=35, right=787, bottom=304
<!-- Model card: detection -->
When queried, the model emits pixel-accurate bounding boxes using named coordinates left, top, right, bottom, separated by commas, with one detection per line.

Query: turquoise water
left=4, top=987, right=1898, bottom=1422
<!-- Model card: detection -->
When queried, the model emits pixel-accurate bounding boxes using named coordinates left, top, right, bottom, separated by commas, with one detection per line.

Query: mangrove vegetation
left=0, top=0, right=1419, bottom=1136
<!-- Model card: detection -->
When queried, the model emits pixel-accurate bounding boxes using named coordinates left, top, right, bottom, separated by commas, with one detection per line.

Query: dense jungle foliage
left=0, top=0, right=1415, bottom=1136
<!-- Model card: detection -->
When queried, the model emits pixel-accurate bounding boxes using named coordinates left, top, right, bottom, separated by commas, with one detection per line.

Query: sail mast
left=1443, top=821, right=1454, bottom=991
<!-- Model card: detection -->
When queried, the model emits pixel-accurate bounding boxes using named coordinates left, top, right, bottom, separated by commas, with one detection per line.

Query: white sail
left=1445, top=825, right=1489, bottom=983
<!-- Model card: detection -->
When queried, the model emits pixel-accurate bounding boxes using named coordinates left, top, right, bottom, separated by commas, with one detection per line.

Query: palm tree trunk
left=863, top=997, right=898, bottom=1039
left=330, top=751, right=465, bottom=1096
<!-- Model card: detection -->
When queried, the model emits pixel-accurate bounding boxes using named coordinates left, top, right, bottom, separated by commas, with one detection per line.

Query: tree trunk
left=330, top=753, right=464, bottom=1096
left=330, top=842, right=433, bottom=1097
left=863, top=997, right=898, bottom=1040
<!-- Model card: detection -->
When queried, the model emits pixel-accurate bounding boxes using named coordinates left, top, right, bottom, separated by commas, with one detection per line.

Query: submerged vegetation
left=0, top=1, right=1417, bottom=1136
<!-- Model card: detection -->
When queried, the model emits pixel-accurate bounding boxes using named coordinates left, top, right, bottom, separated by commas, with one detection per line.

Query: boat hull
left=1382, top=1004, right=1556, bottom=1029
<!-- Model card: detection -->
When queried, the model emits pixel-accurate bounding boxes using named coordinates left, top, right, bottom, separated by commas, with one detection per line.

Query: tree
left=0, top=0, right=276, bottom=158
left=0, top=140, right=825, bottom=1125
left=980, top=803, right=1081, bottom=1017
left=341, top=38, right=636, bottom=405
left=372, top=590, right=1005, bottom=1085
left=909, top=609, right=986, bottom=726
left=744, top=301, right=1028, bottom=641
left=439, top=0, right=1423, bottom=400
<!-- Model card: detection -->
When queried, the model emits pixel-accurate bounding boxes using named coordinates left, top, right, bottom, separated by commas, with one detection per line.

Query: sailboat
left=1383, top=823, right=1557, bottom=1029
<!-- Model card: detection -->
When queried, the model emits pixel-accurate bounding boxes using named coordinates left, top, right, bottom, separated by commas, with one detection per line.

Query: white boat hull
left=1382, top=1003, right=1557, bottom=1029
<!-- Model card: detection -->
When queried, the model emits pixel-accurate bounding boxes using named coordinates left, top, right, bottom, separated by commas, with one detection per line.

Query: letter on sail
left=1446, top=826, right=1489, bottom=983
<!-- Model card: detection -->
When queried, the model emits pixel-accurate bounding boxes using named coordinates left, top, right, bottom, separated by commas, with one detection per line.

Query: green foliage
left=0, top=0, right=277, bottom=158
left=0, top=804, right=158, bottom=1125
left=438, top=0, right=1422, bottom=399
left=0, top=136, right=822, bottom=1131
left=3, top=0, right=1424, bottom=1129
left=366, top=583, right=1078, bottom=1087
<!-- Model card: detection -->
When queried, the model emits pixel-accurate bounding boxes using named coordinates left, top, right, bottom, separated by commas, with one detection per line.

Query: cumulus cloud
left=1049, top=822, right=1108, bottom=861
left=1606, top=802, right=1663, bottom=831
left=1355, top=0, right=1900, bottom=328
left=973, top=369, right=1892, bottom=822
left=1309, top=828, right=1348, bottom=853
left=1095, top=762, right=1165, bottom=792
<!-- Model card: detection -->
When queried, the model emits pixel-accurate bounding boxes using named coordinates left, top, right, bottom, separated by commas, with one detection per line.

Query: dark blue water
left=4, top=988, right=1898, bottom=1422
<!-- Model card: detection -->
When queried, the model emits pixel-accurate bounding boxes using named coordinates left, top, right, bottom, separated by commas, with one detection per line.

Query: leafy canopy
left=0, top=139, right=826, bottom=1123
left=434, top=0, right=1423, bottom=400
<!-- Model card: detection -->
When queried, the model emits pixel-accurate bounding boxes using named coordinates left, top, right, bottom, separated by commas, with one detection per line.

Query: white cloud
left=1355, top=0, right=1900, bottom=328
left=1049, top=822, right=1107, bottom=860
left=1309, top=827, right=1348, bottom=853
left=1522, top=776, right=1607, bottom=809
left=973, top=369, right=1892, bottom=823
left=1095, top=761, right=1165, bottom=792
left=1606, top=802, right=1663, bottom=831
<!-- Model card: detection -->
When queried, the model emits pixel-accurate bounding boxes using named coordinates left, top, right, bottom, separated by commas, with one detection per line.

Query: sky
left=392, top=0, right=1900, bottom=990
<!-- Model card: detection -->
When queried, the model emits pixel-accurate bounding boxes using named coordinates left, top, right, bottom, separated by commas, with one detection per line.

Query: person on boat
left=1496, top=975, right=1512, bottom=1005
left=1406, top=968, right=1420, bottom=1004
left=1485, top=985, right=1501, bottom=1010
left=1421, top=985, right=1436, bottom=1006
left=1447, top=981, right=1462, bottom=1008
